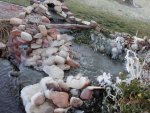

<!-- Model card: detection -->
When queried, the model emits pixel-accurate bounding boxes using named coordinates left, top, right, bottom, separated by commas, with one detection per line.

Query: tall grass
left=1, top=0, right=29, bottom=6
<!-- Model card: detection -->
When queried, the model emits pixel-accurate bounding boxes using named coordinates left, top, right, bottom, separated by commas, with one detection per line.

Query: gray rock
left=70, top=97, right=83, bottom=107
left=21, top=32, right=33, bottom=41
left=70, top=89, right=80, bottom=97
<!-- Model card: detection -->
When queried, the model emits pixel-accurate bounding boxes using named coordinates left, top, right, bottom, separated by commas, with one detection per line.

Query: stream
left=0, top=43, right=125, bottom=113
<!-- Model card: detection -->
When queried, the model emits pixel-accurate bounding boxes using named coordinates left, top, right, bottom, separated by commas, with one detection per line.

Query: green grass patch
left=65, top=0, right=150, bottom=37
left=1, top=0, right=30, bottom=6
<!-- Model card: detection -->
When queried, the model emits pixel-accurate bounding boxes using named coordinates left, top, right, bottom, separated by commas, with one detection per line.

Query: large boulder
left=21, top=83, right=42, bottom=106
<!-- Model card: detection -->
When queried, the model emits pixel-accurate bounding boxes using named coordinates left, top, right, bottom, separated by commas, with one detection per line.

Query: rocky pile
left=5, top=0, right=102, bottom=113
left=21, top=74, right=103, bottom=113
left=91, top=32, right=150, bottom=60
left=7, top=0, right=96, bottom=67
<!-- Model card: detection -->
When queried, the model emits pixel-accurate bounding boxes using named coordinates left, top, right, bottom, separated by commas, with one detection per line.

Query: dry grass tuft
left=0, top=19, right=12, bottom=43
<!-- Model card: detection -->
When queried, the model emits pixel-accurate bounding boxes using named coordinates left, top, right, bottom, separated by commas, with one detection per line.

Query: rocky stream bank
left=0, top=0, right=150, bottom=113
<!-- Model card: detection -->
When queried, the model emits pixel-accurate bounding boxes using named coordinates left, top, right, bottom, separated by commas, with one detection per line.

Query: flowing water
left=0, top=43, right=125, bottom=113
left=68, top=43, right=125, bottom=82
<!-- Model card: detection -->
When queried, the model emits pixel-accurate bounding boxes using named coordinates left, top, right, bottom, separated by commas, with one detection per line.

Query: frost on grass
left=97, top=50, right=150, bottom=112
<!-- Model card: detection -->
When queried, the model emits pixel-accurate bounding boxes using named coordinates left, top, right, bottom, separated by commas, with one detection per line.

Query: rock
left=70, top=89, right=80, bottom=97
left=25, top=61, right=37, bottom=67
left=57, top=64, right=70, bottom=71
left=45, top=90, right=69, bottom=108
left=67, top=12, right=74, bottom=16
left=57, top=79, right=70, bottom=91
left=36, top=38, right=43, bottom=45
left=18, top=25, right=26, bottom=31
left=116, top=36, right=125, bottom=43
left=86, top=86, right=104, bottom=90
left=74, top=110, right=85, bottom=113
left=38, top=25, right=47, bottom=36
left=47, top=35, right=53, bottom=41
left=44, top=47, right=58, bottom=57
left=66, top=74, right=90, bottom=89
left=66, top=57, right=80, bottom=68
left=53, top=0, right=62, bottom=6
left=131, top=43, right=138, bottom=51
left=32, top=48, right=44, bottom=55
left=21, top=83, right=42, bottom=106
left=39, top=4, right=48, bottom=12
left=32, top=3, right=39, bottom=8
left=54, top=108, right=67, bottom=113
left=0, top=42, right=6, bottom=49
left=58, top=51, right=69, bottom=59
left=40, top=77, right=54, bottom=90
left=43, top=38, right=49, bottom=48
left=82, top=21, right=91, bottom=26
left=31, top=43, right=42, bottom=49
left=61, top=5, right=69, bottom=11
left=26, top=102, right=54, bottom=113
left=10, top=17, right=23, bottom=25
left=60, top=11, right=67, bottom=18
left=47, top=28, right=60, bottom=40
left=40, top=77, right=60, bottom=91
left=26, top=14, right=41, bottom=24
left=59, top=34, right=74, bottom=42
left=90, top=20, right=97, bottom=27
left=43, top=56, right=55, bottom=66
left=54, top=55, right=65, bottom=65
left=34, top=33, right=43, bottom=39
left=19, top=12, right=26, bottom=19
left=54, top=6, right=62, bottom=13
left=133, top=36, right=144, bottom=42
left=26, top=28, right=38, bottom=35
left=80, top=88, right=93, bottom=100
left=75, top=18, right=82, bottom=22
left=24, top=6, right=34, bottom=14
left=70, top=97, right=83, bottom=107
left=111, top=47, right=118, bottom=59
left=52, top=40, right=65, bottom=47
left=148, top=39, right=150, bottom=44
left=21, top=32, right=33, bottom=41
left=41, top=16, right=50, bottom=23
left=59, top=45, right=69, bottom=52
left=43, top=65, right=64, bottom=79
left=68, top=16, right=75, bottom=20
left=11, top=29, right=21, bottom=37
left=31, top=92, right=45, bottom=106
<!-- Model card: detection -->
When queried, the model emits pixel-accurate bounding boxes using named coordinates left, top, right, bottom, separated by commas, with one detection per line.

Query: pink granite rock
left=80, top=88, right=93, bottom=100
left=45, top=91, right=69, bottom=108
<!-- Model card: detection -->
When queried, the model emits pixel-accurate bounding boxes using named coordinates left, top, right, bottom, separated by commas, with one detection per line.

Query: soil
left=0, top=1, right=23, bottom=19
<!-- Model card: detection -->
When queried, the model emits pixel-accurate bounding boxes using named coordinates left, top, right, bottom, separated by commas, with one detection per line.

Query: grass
left=118, top=80, right=150, bottom=113
left=65, top=0, right=150, bottom=37
left=0, top=0, right=29, bottom=6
